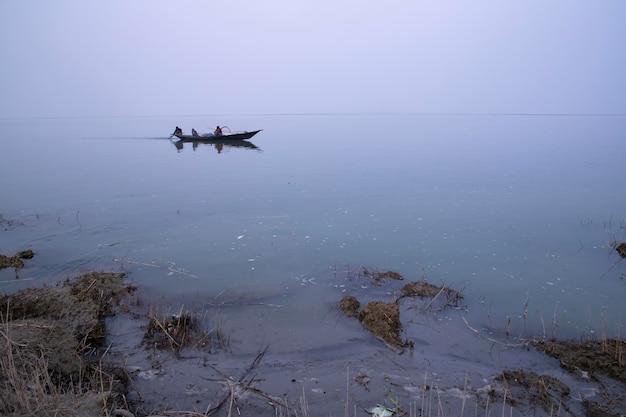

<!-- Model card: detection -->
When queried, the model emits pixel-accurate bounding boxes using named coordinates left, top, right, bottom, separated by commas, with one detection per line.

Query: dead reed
left=143, top=304, right=230, bottom=355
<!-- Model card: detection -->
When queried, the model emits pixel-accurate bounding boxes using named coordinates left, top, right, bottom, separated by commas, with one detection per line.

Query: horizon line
left=1, top=111, right=626, bottom=120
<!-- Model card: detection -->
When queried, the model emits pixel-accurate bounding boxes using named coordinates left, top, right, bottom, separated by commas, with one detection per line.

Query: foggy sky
left=1, top=1, right=625, bottom=118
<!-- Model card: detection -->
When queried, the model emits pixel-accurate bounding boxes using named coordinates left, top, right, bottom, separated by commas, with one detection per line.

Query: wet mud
left=1, top=262, right=625, bottom=416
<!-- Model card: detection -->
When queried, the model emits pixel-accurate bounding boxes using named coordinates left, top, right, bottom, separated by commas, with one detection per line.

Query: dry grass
left=143, top=304, right=230, bottom=355
left=0, top=308, right=117, bottom=416
left=0, top=272, right=134, bottom=416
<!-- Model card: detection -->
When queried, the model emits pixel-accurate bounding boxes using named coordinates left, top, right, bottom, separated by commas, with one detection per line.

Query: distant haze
left=1, top=1, right=625, bottom=118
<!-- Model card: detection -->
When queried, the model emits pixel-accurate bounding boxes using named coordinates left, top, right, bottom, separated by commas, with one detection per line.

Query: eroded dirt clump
left=494, top=370, right=570, bottom=415
left=399, top=280, right=463, bottom=306
left=582, top=398, right=621, bottom=417
left=531, top=339, right=626, bottom=416
left=0, top=249, right=35, bottom=269
left=616, top=242, right=626, bottom=258
left=338, top=275, right=462, bottom=353
left=399, top=280, right=443, bottom=297
left=338, top=295, right=406, bottom=353
left=532, top=339, right=626, bottom=383
left=339, top=295, right=360, bottom=317
left=368, top=270, right=404, bottom=286
left=0, top=272, right=135, bottom=416
left=357, top=301, right=406, bottom=353
left=144, top=312, right=199, bottom=353
left=143, top=308, right=228, bottom=355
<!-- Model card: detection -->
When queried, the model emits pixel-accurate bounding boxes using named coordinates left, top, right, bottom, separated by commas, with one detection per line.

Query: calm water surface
left=1, top=114, right=625, bottom=341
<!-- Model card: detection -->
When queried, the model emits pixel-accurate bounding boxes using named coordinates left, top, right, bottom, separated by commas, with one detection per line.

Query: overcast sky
left=1, top=1, right=625, bottom=118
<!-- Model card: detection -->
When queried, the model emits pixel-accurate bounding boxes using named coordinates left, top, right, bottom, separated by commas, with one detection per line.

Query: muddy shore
left=1, top=262, right=625, bottom=417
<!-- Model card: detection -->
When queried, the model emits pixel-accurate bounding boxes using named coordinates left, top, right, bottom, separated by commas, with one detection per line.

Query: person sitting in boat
left=191, top=128, right=199, bottom=137
left=214, top=125, right=223, bottom=136
left=173, top=126, right=182, bottom=136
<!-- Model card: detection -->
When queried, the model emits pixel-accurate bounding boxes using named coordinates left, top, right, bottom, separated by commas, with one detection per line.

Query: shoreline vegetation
left=1, top=246, right=625, bottom=416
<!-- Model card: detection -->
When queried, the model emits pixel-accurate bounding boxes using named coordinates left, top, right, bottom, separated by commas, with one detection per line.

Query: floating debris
left=365, top=404, right=395, bottom=417
left=353, top=371, right=371, bottom=390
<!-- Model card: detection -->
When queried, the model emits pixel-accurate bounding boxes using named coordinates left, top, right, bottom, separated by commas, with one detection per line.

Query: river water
left=1, top=114, right=624, bottom=343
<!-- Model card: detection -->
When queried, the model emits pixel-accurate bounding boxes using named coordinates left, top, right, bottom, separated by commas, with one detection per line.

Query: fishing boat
left=171, top=126, right=262, bottom=141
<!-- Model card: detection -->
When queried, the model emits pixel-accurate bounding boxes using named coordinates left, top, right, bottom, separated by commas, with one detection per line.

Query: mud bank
left=1, top=269, right=625, bottom=417
left=0, top=272, right=135, bottom=416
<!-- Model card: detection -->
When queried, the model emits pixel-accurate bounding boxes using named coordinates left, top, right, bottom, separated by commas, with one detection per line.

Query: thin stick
left=551, top=302, right=558, bottom=341
left=461, top=315, right=523, bottom=347
left=0, top=278, right=33, bottom=284
left=421, top=371, right=427, bottom=417
left=435, top=382, right=445, bottom=417
left=227, top=383, right=235, bottom=417
left=78, top=279, right=98, bottom=297
left=421, top=285, right=448, bottom=312
left=484, top=392, right=490, bottom=417
left=460, top=373, right=468, bottom=417
left=153, top=316, right=181, bottom=348
left=204, top=346, right=271, bottom=415
left=345, top=366, right=349, bottom=417
left=113, top=258, right=201, bottom=279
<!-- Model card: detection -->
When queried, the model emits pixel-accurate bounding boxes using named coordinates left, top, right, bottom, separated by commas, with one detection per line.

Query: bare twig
left=460, top=315, right=525, bottom=348
left=203, top=346, right=274, bottom=415
left=152, top=316, right=181, bottom=349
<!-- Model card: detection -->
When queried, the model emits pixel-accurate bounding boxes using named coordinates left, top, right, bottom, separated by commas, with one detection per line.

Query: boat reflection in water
left=172, top=138, right=261, bottom=154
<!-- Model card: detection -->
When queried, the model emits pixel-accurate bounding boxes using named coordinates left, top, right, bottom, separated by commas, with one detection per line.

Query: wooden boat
left=171, top=127, right=262, bottom=141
